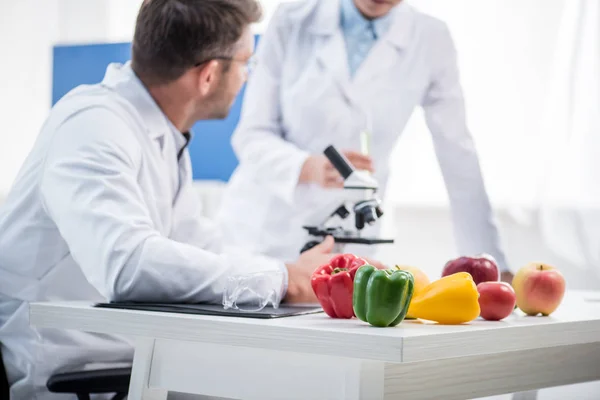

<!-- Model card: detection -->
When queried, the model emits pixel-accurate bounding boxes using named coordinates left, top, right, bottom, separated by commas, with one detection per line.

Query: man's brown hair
left=131, top=0, right=262, bottom=85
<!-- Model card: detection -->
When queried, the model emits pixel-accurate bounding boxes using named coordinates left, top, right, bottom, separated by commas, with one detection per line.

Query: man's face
left=205, top=28, right=254, bottom=120
left=354, top=0, right=403, bottom=19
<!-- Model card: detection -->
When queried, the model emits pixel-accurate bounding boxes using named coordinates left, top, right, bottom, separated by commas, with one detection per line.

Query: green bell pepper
left=352, top=265, right=415, bottom=327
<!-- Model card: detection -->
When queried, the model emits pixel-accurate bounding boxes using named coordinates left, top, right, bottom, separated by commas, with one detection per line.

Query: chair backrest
left=0, top=344, right=10, bottom=398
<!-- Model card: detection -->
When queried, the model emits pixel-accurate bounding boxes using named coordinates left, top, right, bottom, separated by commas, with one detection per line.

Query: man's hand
left=299, top=151, right=374, bottom=188
left=283, top=236, right=389, bottom=304
left=284, top=236, right=337, bottom=304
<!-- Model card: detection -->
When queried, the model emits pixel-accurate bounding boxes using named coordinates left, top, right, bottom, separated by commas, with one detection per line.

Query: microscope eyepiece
left=324, top=145, right=354, bottom=179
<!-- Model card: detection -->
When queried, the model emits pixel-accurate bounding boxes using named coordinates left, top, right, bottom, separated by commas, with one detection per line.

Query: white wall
left=0, top=0, right=59, bottom=194
left=0, top=0, right=113, bottom=197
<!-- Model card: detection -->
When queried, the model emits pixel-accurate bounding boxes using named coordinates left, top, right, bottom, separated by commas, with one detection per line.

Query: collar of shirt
left=340, top=0, right=394, bottom=40
left=102, top=61, right=192, bottom=159
left=164, top=117, right=192, bottom=162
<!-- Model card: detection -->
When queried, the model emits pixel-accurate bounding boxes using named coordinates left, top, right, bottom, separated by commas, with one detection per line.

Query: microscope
left=300, top=145, right=394, bottom=253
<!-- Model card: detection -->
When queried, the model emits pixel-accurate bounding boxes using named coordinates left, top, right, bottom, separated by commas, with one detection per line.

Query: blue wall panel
left=52, top=43, right=133, bottom=105
left=52, top=41, right=256, bottom=182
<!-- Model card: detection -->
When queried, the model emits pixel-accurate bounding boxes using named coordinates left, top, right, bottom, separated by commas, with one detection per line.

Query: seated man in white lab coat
left=0, top=1, right=349, bottom=398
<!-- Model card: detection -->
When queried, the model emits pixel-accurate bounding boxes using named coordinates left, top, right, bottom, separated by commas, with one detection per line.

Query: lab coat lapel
left=105, top=62, right=169, bottom=154
left=353, top=4, right=414, bottom=86
left=310, top=0, right=355, bottom=103
left=315, top=31, right=353, bottom=100
left=106, top=63, right=175, bottom=207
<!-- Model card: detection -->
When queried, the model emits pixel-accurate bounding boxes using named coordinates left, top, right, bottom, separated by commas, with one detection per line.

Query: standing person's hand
left=284, top=236, right=337, bottom=303
left=299, top=151, right=374, bottom=188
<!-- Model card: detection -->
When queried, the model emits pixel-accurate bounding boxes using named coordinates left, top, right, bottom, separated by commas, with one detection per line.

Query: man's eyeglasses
left=194, top=56, right=257, bottom=74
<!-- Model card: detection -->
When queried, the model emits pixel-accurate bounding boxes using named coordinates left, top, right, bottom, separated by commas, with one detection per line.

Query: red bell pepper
left=310, top=254, right=368, bottom=318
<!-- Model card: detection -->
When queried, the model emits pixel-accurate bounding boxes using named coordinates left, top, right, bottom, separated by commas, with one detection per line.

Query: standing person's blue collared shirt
left=340, top=0, right=394, bottom=77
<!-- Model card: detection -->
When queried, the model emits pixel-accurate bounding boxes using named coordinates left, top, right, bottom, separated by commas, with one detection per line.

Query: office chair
left=1, top=343, right=131, bottom=400
left=46, top=367, right=131, bottom=400
left=0, top=345, right=9, bottom=400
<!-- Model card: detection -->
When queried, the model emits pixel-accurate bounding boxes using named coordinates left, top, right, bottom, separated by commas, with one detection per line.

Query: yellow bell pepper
left=407, top=272, right=480, bottom=324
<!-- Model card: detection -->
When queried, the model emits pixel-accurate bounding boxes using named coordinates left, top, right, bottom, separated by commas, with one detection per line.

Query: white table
left=30, top=291, right=600, bottom=400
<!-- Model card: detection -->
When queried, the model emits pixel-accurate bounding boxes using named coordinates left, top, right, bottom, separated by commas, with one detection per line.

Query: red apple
left=442, top=254, right=500, bottom=285
left=477, top=281, right=516, bottom=321
left=512, top=262, right=566, bottom=316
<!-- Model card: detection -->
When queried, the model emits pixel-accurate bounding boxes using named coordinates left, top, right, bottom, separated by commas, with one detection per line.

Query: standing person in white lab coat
left=217, top=0, right=513, bottom=282
left=0, top=1, right=346, bottom=398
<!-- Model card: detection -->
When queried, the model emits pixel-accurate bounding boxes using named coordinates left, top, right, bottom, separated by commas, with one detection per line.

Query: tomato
left=477, top=281, right=516, bottom=321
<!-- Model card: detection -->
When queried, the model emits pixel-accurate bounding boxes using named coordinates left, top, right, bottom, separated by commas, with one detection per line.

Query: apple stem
left=538, top=265, right=543, bottom=271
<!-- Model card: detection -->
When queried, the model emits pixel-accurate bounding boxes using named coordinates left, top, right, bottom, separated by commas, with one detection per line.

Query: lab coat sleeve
left=230, top=6, right=310, bottom=204
left=421, top=24, right=509, bottom=271
left=40, top=108, right=287, bottom=303
left=167, top=151, right=289, bottom=295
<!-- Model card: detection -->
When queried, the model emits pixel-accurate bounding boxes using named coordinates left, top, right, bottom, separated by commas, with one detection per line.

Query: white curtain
left=537, top=0, right=600, bottom=273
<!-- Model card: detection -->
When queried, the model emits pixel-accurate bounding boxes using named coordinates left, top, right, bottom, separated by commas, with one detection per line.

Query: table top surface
left=30, top=290, right=600, bottom=363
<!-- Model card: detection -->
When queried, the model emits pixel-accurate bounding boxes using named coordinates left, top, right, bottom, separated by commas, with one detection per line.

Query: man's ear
left=197, top=60, right=220, bottom=96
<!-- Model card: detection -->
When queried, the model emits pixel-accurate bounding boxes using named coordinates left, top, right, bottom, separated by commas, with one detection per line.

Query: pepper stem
left=332, top=267, right=349, bottom=275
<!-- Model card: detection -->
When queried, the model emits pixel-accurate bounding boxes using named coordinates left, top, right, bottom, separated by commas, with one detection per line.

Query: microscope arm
left=300, top=145, right=394, bottom=253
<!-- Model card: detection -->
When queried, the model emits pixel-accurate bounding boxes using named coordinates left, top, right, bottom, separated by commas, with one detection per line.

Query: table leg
left=511, top=390, right=539, bottom=400
left=127, top=337, right=168, bottom=400
left=344, top=360, right=385, bottom=400
left=148, top=339, right=386, bottom=400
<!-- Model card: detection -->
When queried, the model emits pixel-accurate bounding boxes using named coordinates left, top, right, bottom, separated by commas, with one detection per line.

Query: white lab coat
left=0, top=63, right=286, bottom=399
left=217, top=0, right=508, bottom=269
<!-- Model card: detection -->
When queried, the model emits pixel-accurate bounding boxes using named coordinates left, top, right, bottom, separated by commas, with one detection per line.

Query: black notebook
left=94, top=302, right=323, bottom=319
